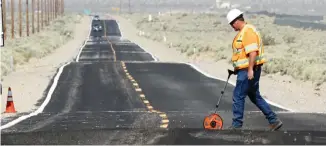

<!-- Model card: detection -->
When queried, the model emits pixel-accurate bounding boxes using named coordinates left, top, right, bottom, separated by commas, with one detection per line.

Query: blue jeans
left=232, top=65, right=278, bottom=127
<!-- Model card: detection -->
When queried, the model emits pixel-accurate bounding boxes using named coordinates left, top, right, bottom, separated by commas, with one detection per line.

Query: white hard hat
left=226, top=9, right=243, bottom=24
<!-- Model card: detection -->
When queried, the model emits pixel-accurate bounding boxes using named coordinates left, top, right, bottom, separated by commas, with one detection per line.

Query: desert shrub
left=261, top=33, right=276, bottom=46
left=283, top=34, right=296, bottom=43
left=125, top=13, right=326, bottom=84
left=1, top=14, right=82, bottom=78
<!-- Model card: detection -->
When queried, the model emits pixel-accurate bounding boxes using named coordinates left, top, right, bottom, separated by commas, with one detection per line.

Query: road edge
left=1, top=16, right=93, bottom=130
left=75, top=17, right=93, bottom=62
left=0, top=62, right=71, bottom=130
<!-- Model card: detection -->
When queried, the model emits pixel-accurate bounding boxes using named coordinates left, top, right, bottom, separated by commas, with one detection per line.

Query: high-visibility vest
left=231, top=23, right=266, bottom=70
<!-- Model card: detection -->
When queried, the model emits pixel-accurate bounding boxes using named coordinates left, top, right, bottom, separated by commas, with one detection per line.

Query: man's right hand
left=232, top=68, right=238, bottom=75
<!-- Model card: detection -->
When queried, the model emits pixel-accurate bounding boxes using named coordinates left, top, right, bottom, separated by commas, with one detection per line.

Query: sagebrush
left=123, top=12, right=326, bottom=85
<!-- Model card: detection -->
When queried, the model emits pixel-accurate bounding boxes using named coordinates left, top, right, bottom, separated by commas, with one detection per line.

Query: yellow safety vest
left=231, top=24, right=266, bottom=70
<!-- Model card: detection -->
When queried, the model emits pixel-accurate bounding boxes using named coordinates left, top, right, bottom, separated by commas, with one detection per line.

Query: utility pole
left=10, top=0, right=13, bottom=39
left=55, top=0, right=57, bottom=18
left=45, top=0, right=47, bottom=23
left=57, top=0, right=59, bottom=16
left=61, top=0, right=65, bottom=15
left=49, top=0, right=51, bottom=21
left=56, top=0, right=58, bottom=16
left=37, top=0, right=39, bottom=32
left=54, top=0, right=56, bottom=18
left=1, top=0, right=5, bottom=46
left=26, top=0, right=29, bottom=36
left=52, top=0, right=54, bottom=20
left=41, top=0, right=43, bottom=28
left=56, top=0, right=58, bottom=17
left=44, top=0, right=46, bottom=25
left=46, top=0, right=49, bottom=25
left=50, top=0, right=52, bottom=20
left=19, top=0, right=22, bottom=37
left=52, top=0, right=54, bottom=19
left=32, top=0, right=35, bottom=34
left=2, top=0, right=5, bottom=40
left=51, top=0, right=53, bottom=20
left=59, top=0, right=61, bottom=15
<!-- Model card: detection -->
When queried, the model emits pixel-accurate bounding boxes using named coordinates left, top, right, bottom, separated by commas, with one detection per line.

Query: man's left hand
left=248, top=69, right=254, bottom=80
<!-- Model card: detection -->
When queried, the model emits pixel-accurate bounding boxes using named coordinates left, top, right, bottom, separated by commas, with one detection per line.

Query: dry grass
left=122, top=12, right=326, bottom=85
left=1, top=14, right=83, bottom=79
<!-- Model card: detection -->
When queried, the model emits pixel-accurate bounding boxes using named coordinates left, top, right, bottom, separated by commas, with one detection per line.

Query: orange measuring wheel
left=203, top=113, right=223, bottom=130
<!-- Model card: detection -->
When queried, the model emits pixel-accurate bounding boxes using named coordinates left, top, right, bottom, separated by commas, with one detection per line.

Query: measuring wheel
left=203, top=113, right=223, bottom=130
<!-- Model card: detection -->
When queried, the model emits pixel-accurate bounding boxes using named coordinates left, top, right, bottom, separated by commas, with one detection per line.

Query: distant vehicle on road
left=92, top=24, right=102, bottom=32
left=94, top=15, right=100, bottom=21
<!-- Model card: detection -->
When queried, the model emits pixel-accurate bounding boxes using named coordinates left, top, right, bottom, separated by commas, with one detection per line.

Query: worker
left=226, top=9, right=283, bottom=131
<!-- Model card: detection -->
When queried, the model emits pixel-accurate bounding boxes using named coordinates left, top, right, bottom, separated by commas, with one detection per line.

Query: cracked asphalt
left=2, top=18, right=326, bottom=145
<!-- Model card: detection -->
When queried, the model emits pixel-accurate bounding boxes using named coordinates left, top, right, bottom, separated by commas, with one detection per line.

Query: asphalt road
left=2, top=18, right=326, bottom=145
left=79, top=20, right=154, bottom=62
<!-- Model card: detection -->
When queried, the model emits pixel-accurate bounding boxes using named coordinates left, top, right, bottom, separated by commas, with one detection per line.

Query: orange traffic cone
left=5, top=87, right=16, bottom=113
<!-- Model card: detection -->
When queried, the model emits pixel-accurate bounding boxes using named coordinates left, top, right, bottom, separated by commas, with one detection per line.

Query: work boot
left=228, top=126, right=242, bottom=131
left=269, top=119, right=283, bottom=131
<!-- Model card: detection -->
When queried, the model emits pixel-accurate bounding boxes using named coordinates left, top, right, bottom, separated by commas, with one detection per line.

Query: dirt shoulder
left=1, top=15, right=91, bottom=118
left=111, top=14, right=326, bottom=113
